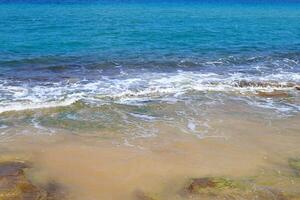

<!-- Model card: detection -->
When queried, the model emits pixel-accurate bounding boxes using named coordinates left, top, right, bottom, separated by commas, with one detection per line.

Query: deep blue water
left=0, top=1, right=300, bottom=114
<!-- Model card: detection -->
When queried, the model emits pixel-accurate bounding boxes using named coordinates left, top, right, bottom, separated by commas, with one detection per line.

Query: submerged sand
left=1, top=102, right=300, bottom=200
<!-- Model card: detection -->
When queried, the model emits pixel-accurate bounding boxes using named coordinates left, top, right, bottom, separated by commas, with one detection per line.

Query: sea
left=0, top=0, right=300, bottom=137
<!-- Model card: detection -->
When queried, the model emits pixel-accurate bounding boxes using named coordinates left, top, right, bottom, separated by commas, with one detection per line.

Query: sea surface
left=0, top=1, right=300, bottom=137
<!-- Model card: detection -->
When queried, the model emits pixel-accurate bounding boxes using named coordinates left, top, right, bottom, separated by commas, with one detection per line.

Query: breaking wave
left=0, top=70, right=299, bottom=114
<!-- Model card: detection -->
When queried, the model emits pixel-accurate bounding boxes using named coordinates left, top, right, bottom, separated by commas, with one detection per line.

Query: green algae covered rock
left=0, top=158, right=66, bottom=200
left=186, top=177, right=244, bottom=194
left=289, top=158, right=300, bottom=176
left=184, top=177, right=289, bottom=200
left=134, top=190, right=160, bottom=200
left=0, top=161, right=47, bottom=200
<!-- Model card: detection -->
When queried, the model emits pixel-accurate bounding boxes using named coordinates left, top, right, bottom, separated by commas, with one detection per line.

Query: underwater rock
left=43, top=181, right=67, bottom=200
left=186, top=177, right=239, bottom=194
left=254, top=187, right=287, bottom=200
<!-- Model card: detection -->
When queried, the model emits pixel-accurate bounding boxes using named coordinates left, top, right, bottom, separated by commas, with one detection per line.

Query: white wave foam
left=0, top=71, right=299, bottom=113
left=0, top=98, right=79, bottom=114
left=187, top=120, right=196, bottom=131
left=0, top=125, right=8, bottom=129
left=128, top=113, right=156, bottom=121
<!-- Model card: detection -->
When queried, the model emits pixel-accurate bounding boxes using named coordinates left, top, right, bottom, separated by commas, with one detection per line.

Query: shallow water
left=1, top=101, right=300, bottom=199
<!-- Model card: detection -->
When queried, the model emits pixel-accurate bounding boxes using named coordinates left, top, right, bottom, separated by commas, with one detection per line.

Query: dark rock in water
left=43, top=181, right=67, bottom=200
left=295, top=86, right=300, bottom=90
left=0, top=162, right=28, bottom=177
left=236, top=80, right=259, bottom=87
left=236, top=80, right=296, bottom=89
left=257, top=91, right=290, bottom=98
left=236, top=80, right=274, bottom=88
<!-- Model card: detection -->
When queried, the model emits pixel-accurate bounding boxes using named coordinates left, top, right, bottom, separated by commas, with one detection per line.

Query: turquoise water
left=1, top=3, right=300, bottom=59
left=0, top=2, right=300, bottom=117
